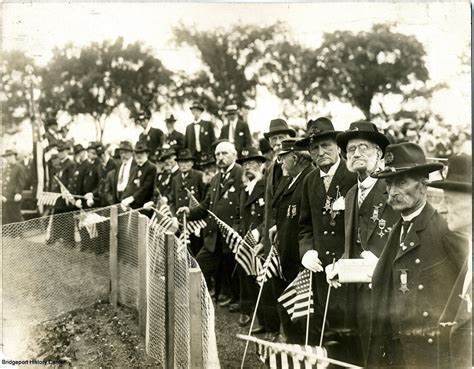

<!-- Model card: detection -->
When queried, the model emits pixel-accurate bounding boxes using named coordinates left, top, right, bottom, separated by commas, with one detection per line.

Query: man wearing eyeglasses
left=323, top=121, right=400, bottom=365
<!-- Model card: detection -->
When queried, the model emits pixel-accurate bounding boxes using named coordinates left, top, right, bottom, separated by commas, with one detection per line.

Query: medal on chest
left=399, top=269, right=409, bottom=294
left=377, top=219, right=386, bottom=238
left=371, top=203, right=382, bottom=222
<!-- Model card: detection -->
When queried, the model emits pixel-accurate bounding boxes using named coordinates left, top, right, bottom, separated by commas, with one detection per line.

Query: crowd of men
left=1, top=100, right=471, bottom=368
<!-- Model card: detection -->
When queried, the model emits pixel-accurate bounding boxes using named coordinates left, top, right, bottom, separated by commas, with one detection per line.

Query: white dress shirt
left=193, top=121, right=201, bottom=152
left=117, top=157, right=133, bottom=192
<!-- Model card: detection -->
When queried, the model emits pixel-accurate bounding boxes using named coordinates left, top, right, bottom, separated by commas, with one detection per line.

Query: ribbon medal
left=371, top=203, right=382, bottom=222
left=399, top=269, right=409, bottom=294
left=377, top=219, right=386, bottom=238
left=323, top=196, right=333, bottom=213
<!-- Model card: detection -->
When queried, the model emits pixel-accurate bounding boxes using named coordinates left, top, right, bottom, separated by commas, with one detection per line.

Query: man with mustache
left=235, top=147, right=267, bottom=329
left=366, top=143, right=465, bottom=369
left=296, top=118, right=357, bottom=348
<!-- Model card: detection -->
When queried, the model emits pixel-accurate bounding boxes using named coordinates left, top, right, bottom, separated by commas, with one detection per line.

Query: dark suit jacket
left=2, top=162, right=26, bottom=200
left=165, top=130, right=185, bottom=151
left=54, top=157, right=76, bottom=211
left=93, top=158, right=117, bottom=206
left=298, top=160, right=357, bottom=311
left=139, top=127, right=164, bottom=153
left=153, top=168, right=181, bottom=203
left=273, top=164, right=313, bottom=282
left=184, top=120, right=216, bottom=156
left=219, top=120, right=252, bottom=156
left=109, top=159, right=137, bottom=203
left=122, top=160, right=157, bottom=208
left=239, top=179, right=265, bottom=235
left=189, top=163, right=243, bottom=253
left=366, top=203, right=466, bottom=369
left=169, top=169, right=207, bottom=214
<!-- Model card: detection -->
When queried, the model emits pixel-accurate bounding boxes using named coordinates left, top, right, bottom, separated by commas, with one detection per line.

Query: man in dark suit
left=235, top=147, right=267, bottom=328
left=219, top=104, right=252, bottom=157
left=296, top=119, right=358, bottom=348
left=322, top=121, right=400, bottom=364
left=1, top=149, right=26, bottom=224
left=164, top=114, right=185, bottom=152
left=88, top=144, right=117, bottom=207
left=137, top=109, right=164, bottom=153
left=366, top=143, right=465, bottom=369
left=184, top=101, right=216, bottom=161
left=44, top=118, right=63, bottom=148
left=169, top=148, right=207, bottom=255
left=268, top=139, right=313, bottom=344
left=120, top=142, right=157, bottom=210
left=177, top=141, right=243, bottom=306
left=153, top=148, right=180, bottom=203
left=429, top=154, right=472, bottom=369
left=107, top=141, right=136, bottom=205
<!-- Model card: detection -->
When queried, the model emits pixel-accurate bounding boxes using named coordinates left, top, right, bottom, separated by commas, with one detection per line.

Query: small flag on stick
left=277, top=269, right=314, bottom=321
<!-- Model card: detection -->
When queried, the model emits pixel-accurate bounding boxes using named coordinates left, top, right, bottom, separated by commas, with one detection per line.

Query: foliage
left=308, top=23, right=430, bottom=119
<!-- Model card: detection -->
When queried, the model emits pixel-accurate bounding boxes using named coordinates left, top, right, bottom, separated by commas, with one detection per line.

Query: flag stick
left=240, top=247, right=274, bottom=369
left=305, top=271, right=313, bottom=346
left=319, top=258, right=336, bottom=348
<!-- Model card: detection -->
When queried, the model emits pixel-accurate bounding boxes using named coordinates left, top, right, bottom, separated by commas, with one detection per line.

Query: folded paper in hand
left=338, top=259, right=377, bottom=283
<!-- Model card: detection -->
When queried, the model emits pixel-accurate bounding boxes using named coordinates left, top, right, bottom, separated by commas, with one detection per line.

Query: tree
left=0, top=50, right=37, bottom=132
left=308, top=23, right=430, bottom=119
left=39, top=38, right=172, bottom=140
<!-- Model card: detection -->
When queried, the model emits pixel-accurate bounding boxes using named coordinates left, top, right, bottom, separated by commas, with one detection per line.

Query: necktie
left=323, top=175, right=332, bottom=192
left=117, top=163, right=126, bottom=191
left=358, top=185, right=368, bottom=207
left=229, top=121, right=235, bottom=143
left=400, top=221, right=411, bottom=244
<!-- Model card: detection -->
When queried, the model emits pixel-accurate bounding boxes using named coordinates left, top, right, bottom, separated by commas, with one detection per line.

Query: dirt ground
left=23, top=300, right=265, bottom=368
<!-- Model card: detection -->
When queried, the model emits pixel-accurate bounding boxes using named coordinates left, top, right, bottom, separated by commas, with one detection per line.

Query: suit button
left=409, top=242, right=414, bottom=246
left=415, top=258, right=421, bottom=264
left=230, top=216, right=233, bottom=219
left=229, top=201, right=233, bottom=205
left=326, top=251, right=330, bottom=255
left=422, top=311, right=429, bottom=317
left=418, top=284, right=424, bottom=290
left=331, top=231, right=335, bottom=235
left=427, top=338, right=433, bottom=344
left=322, top=211, right=326, bottom=215
left=323, top=231, right=328, bottom=235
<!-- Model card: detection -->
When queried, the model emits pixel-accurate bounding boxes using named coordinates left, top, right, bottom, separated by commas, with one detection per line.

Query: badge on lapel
left=138, top=170, right=142, bottom=177
left=134, top=179, right=140, bottom=186
left=238, top=131, right=244, bottom=136
left=371, top=203, right=383, bottom=222
left=258, top=198, right=265, bottom=207
left=229, top=186, right=235, bottom=193
left=399, top=269, right=409, bottom=294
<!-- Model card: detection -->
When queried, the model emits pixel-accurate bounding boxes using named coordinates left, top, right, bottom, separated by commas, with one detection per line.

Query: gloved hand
left=120, top=196, right=134, bottom=211
left=302, top=250, right=324, bottom=273
left=250, top=228, right=260, bottom=243
left=169, top=217, right=179, bottom=234
left=2, top=196, right=7, bottom=203
left=86, top=198, right=94, bottom=207
left=75, top=199, right=83, bottom=208
left=13, top=193, right=22, bottom=202
left=325, top=261, right=341, bottom=288
left=268, top=225, right=278, bottom=244
left=84, top=192, right=94, bottom=201
left=254, top=243, right=264, bottom=255
left=176, top=206, right=190, bottom=216
left=143, top=201, right=154, bottom=210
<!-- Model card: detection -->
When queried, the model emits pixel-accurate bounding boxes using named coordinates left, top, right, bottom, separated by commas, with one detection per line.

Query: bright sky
left=2, top=1, right=471, bottom=147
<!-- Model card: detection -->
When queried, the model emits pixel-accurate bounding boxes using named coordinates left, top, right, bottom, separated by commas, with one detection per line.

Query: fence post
left=189, top=268, right=204, bottom=368
left=165, top=232, right=175, bottom=369
left=109, top=205, right=118, bottom=308
left=137, top=214, right=148, bottom=336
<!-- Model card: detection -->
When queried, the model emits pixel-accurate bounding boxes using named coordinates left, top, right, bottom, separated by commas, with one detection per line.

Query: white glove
left=143, top=201, right=154, bottom=210
left=169, top=217, right=179, bottom=234
left=2, top=196, right=7, bottom=203
left=75, top=199, right=83, bottom=208
left=84, top=192, right=94, bottom=201
left=251, top=228, right=260, bottom=243
left=268, top=225, right=278, bottom=244
left=325, top=261, right=341, bottom=288
left=361, top=251, right=379, bottom=283
left=122, top=196, right=134, bottom=206
left=86, top=198, right=94, bottom=207
left=13, top=193, right=22, bottom=202
left=254, top=243, right=264, bottom=255
left=302, top=250, right=324, bottom=273
left=120, top=202, right=128, bottom=212
left=176, top=206, right=190, bottom=216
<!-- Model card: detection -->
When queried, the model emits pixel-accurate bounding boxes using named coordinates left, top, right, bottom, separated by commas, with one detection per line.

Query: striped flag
left=255, top=342, right=323, bottom=369
left=256, top=245, right=285, bottom=286
left=277, top=270, right=313, bottom=321
left=55, top=176, right=76, bottom=206
left=37, top=191, right=61, bottom=206
left=150, top=205, right=176, bottom=232
left=235, top=230, right=261, bottom=276
left=77, top=211, right=108, bottom=239
left=208, top=210, right=242, bottom=253
left=185, top=188, right=207, bottom=235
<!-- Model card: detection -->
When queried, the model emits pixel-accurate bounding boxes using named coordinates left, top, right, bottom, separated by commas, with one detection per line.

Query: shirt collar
left=222, top=162, right=235, bottom=175
left=289, top=170, right=303, bottom=188
left=245, top=178, right=258, bottom=194
left=401, top=201, right=426, bottom=222
left=320, top=157, right=340, bottom=177
left=171, top=164, right=179, bottom=174
left=358, top=175, right=378, bottom=190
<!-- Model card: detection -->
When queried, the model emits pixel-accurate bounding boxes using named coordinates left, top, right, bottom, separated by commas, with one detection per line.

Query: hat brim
left=296, top=131, right=340, bottom=148
left=2, top=152, right=17, bottom=157
left=236, top=155, right=266, bottom=164
left=428, top=180, right=472, bottom=193
left=190, top=106, right=204, bottom=112
left=264, top=128, right=296, bottom=140
left=177, top=156, right=196, bottom=162
left=119, top=147, right=133, bottom=152
left=372, top=163, right=444, bottom=179
left=134, top=149, right=150, bottom=153
left=336, top=131, right=390, bottom=156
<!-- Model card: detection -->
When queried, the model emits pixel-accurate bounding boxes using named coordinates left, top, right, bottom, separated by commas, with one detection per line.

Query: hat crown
left=280, top=138, right=298, bottom=152
left=307, top=117, right=334, bottom=133
left=445, top=154, right=472, bottom=183
left=119, top=141, right=133, bottom=150
left=348, top=121, right=380, bottom=133
left=134, top=142, right=149, bottom=152
left=384, top=142, right=427, bottom=168
left=225, top=104, right=238, bottom=112
left=241, top=147, right=260, bottom=158
left=177, top=148, right=194, bottom=160
left=73, top=144, right=84, bottom=153
left=165, top=114, right=176, bottom=122
left=269, top=118, right=290, bottom=132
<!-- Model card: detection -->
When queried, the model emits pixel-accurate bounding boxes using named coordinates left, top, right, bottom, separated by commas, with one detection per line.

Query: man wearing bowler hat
left=429, top=154, right=472, bottom=369
left=184, top=101, right=216, bottom=161
left=137, top=109, right=165, bottom=154
left=44, top=117, right=63, bottom=147
left=120, top=142, right=156, bottom=211
left=365, top=143, right=465, bottom=369
left=2, top=149, right=26, bottom=224
left=220, top=104, right=252, bottom=157
left=296, top=118, right=357, bottom=347
left=112, top=141, right=136, bottom=205
left=164, top=114, right=185, bottom=152
left=169, top=148, right=207, bottom=255
left=153, top=148, right=180, bottom=204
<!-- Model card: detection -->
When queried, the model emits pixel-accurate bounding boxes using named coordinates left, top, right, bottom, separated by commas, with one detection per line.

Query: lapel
left=283, top=165, right=311, bottom=197
left=272, top=176, right=290, bottom=207
left=245, top=179, right=265, bottom=207
left=364, top=180, right=388, bottom=242
left=218, top=165, right=236, bottom=199
left=393, top=203, right=435, bottom=263
left=189, top=123, right=196, bottom=150
left=326, top=159, right=345, bottom=196
left=344, top=185, right=358, bottom=257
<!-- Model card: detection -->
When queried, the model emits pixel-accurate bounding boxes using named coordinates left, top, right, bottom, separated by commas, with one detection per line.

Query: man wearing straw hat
left=428, top=153, right=472, bottom=369
left=366, top=142, right=465, bottom=369
left=2, top=149, right=26, bottom=224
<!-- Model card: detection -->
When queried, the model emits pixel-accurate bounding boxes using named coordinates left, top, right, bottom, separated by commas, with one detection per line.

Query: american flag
left=235, top=230, right=259, bottom=276
left=54, top=176, right=76, bottom=206
left=37, top=191, right=61, bottom=206
left=256, top=245, right=285, bottom=286
left=77, top=211, right=108, bottom=239
left=185, top=188, right=207, bottom=235
left=277, top=270, right=313, bottom=321
left=208, top=210, right=242, bottom=253
left=150, top=205, right=176, bottom=232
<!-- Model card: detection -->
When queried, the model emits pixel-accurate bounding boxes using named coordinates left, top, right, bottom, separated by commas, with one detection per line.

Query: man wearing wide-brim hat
left=164, top=114, right=185, bottom=152
left=296, top=118, right=358, bottom=351
left=184, top=101, right=216, bottom=162
left=152, top=148, right=180, bottom=204
left=111, top=141, right=136, bottom=205
left=2, top=149, right=26, bottom=224
left=137, top=108, right=165, bottom=154
left=196, top=153, right=217, bottom=184
left=366, top=143, right=465, bottom=369
left=321, top=121, right=400, bottom=364
left=119, top=142, right=156, bottom=211
left=219, top=104, right=251, bottom=157
left=429, top=154, right=472, bottom=369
